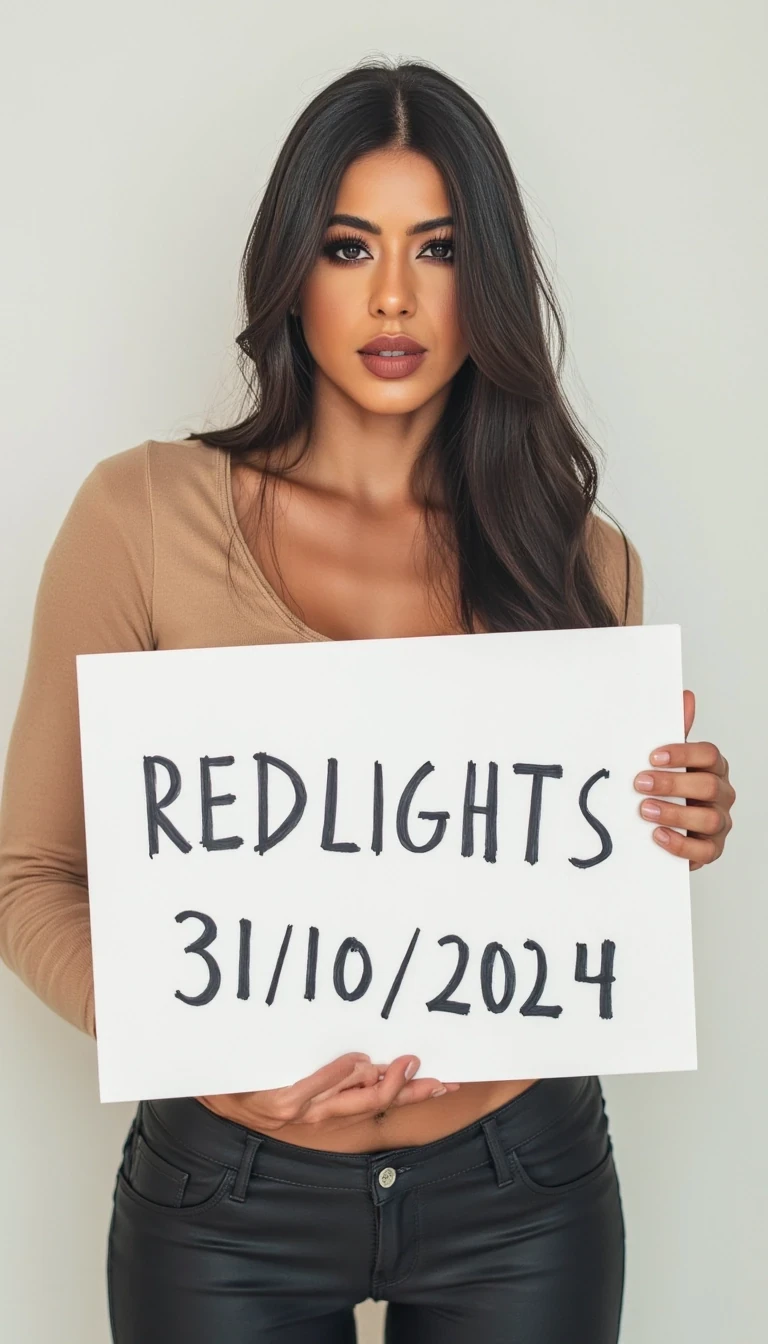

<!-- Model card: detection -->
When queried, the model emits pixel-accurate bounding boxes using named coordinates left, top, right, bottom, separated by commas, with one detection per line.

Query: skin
left=197, top=147, right=736, bottom=1153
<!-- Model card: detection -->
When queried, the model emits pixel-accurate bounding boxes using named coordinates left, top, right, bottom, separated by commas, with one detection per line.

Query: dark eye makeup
left=322, top=231, right=454, bottom=266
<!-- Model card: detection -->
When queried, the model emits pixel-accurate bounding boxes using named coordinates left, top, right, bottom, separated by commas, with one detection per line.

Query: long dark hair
left=184, top=56, right=629, bottom=632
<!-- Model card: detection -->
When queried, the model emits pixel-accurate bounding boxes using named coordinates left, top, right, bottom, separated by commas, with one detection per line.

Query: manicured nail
left=404, top=1059, right=419, bottom=1080
left=635, top=773, right=655, bottom=791
left=654, top=828, right=671, bottom=845
left=640, top=801, right=661, bottom=819
left=651, top=750, right=670, bottom=764
left=431, top=1087, right=447, bottom=1097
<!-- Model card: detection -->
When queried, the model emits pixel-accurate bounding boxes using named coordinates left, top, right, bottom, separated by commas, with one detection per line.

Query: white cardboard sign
left=76, top=625, right=697, bottom=1103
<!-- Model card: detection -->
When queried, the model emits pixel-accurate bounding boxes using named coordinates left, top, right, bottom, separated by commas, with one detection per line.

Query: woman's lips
left=358, top=351, right=427, bottom=379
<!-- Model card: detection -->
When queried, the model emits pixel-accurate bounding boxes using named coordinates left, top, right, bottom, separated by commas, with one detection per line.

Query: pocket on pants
left=116, top=1102, right=234, bottom=1216
left=507, top=1077, right=615, bottom=1197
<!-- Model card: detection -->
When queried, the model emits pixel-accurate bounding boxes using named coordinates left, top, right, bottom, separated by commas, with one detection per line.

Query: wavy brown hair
left=184, top=56, right=629, bottom=632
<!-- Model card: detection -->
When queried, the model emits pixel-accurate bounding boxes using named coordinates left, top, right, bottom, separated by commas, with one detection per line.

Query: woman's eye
left=422, top=239, right=454, bottom=262
left=334, top=242, right=367, bottom=262
left=322, top=236, right=370, bottom=264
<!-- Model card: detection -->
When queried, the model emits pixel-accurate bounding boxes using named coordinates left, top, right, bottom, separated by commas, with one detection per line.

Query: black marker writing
left=512, top=763, right=564, bottom=865
left=321, top=758, right=360, bottom=853
left=426, top=934, right=471, bottom=1015
left=144, top=755, right=616, bottom=865
left=265, top=923, right=293, bottom=1005
left=462, top=761, right=499, bottom=863
left=371, top=761, right=384, bottom=855
left=144, top=755, right=192, bottom=858
left=519, top=938, right=563, bottom=1017
left=569, top=769, right=613, bottom=869
left=173, top=914, right=619, bottom=1023
left=253, top=754, right=307, bottom=855
left=575, top=939, right=616, bottom=1018
left=480, top=941, right=515, bottom=1013
left=333, top=937, right=373, bottom=1001
left=304, top=926, right=319, bottom=1001
left=201, top=754, right=243, bottom=851
left=381, top=927, right=421, bottom=1019
left=396, top=761, right=450, bottom=853
left=237, top=917, right=251, bottom=1000
left=174, top=910, right=220, bottom=1004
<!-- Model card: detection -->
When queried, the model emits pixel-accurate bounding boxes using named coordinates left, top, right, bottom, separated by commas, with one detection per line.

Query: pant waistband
left=143, top=1076, right=594, bottom=1203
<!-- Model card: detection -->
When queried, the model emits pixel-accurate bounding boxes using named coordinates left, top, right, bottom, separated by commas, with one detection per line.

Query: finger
left=309, top=1072, right=453, bottom=1123
left=306, top=1056, right=423, bottom=1123
left=390, top=1080, right=462, bottom=1106
left=356, top=1056, right=424, bottom=1112
left=683, top=689, right=696, bottom=739
left=634, top=769, right=726, bottom=803
left=647, top=741, right=726, bottom=774
left=652, top=827, right=722, bottom=864
left=337, top=1058, right=458, bottom=1111
left=310, top=1061, right=384, bottom=1105
left=269, top=1052, right=372, bottom=1118
left=638, top=799, right=728, bottom=836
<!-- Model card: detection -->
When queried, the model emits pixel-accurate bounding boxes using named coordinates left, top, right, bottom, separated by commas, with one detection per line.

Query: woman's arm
left=584, top=513, right=736, bottom=867
left=586, top=512, right=644, bottom=626
left=0, top=441, right=154, bottom=1037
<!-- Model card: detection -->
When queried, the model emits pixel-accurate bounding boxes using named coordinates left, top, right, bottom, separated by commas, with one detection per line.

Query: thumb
left=683, top=689, right=696, bottom=740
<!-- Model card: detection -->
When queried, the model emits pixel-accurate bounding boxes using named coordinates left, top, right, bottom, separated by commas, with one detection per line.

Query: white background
left=1, top=3, right=764, bottom=1341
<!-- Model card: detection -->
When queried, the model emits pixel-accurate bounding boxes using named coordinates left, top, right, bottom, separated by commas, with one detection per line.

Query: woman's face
left=297, top=147, right=470, bottom=414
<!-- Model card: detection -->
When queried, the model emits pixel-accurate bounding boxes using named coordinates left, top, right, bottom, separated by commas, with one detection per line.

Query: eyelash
left=322, top=231, right=455, bottom=266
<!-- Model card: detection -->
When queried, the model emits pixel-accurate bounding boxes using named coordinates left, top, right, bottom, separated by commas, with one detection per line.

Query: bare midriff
left=199, top=1078, right=541, bottom=1154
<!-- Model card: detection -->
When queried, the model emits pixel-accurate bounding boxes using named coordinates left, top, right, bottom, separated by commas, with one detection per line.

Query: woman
left=0, top=58, right=735, bottom=1343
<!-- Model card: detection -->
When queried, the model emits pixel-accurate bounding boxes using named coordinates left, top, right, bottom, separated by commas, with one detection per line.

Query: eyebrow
left=326, top=213, right=454, bottom=237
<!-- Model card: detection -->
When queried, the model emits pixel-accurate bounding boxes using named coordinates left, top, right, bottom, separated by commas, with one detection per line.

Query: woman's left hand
left=634, top=690, right=736, bottom=871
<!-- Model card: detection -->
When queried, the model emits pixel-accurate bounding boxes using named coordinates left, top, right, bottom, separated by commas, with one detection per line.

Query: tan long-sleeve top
left=0, top=438, right=335, bottom=1038
left=0, top=437, right=640, bottom=1040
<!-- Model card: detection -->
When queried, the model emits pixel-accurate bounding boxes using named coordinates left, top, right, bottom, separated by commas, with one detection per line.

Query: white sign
left=76, top=625, right=697, bottom=1104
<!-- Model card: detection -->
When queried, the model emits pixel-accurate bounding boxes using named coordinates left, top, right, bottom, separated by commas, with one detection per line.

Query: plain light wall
left=1, top=3, right=765, bottom=1341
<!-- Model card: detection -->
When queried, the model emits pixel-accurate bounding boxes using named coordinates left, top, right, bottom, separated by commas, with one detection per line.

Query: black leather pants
left=107, top=1075, right=625, bottom=1342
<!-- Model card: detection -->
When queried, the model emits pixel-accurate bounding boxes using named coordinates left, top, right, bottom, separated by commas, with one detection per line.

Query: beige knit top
left=0, top=437, right=638, bottom=1040
left=0, top=438, right=337, bottom=1039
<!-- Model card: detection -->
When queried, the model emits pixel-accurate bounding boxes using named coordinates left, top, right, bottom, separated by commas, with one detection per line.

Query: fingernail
left=404, top=1059, right=419, bottom=1080
left=431, top=1087, right=447, bottom=1097
left=654, top=827, right=671, bottom=845
left=651, top=750, right=670, bottom=764
left=635, top=773, right=655, bottom=791
left=640, top=801, right=661, bottom=818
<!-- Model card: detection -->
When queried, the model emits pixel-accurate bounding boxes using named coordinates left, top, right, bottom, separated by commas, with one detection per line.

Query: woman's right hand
left=196, top=1052, right=459, bottom=1135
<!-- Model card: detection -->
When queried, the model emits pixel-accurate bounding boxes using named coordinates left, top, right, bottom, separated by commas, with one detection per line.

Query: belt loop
left=481, top=1117, right=515, bottom=1188
left=230, top=1134, right=264, bottom=1202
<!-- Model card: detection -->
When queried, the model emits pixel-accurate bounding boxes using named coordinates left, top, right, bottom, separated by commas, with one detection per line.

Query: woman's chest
left=233, top=466, right=462, bottom=642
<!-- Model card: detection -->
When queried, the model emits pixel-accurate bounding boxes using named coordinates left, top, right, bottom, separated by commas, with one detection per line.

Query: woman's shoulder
left=51, top=436, right=219, bottom=589
left=73, top=436, right=219, bottom=544
left=88, top=435, right=214, bottom=497
left=585, top=512, right=644, bottom=625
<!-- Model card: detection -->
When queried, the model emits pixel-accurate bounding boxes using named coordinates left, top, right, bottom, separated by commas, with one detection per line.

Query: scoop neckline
left=216, top=444, right=332, bottom=644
